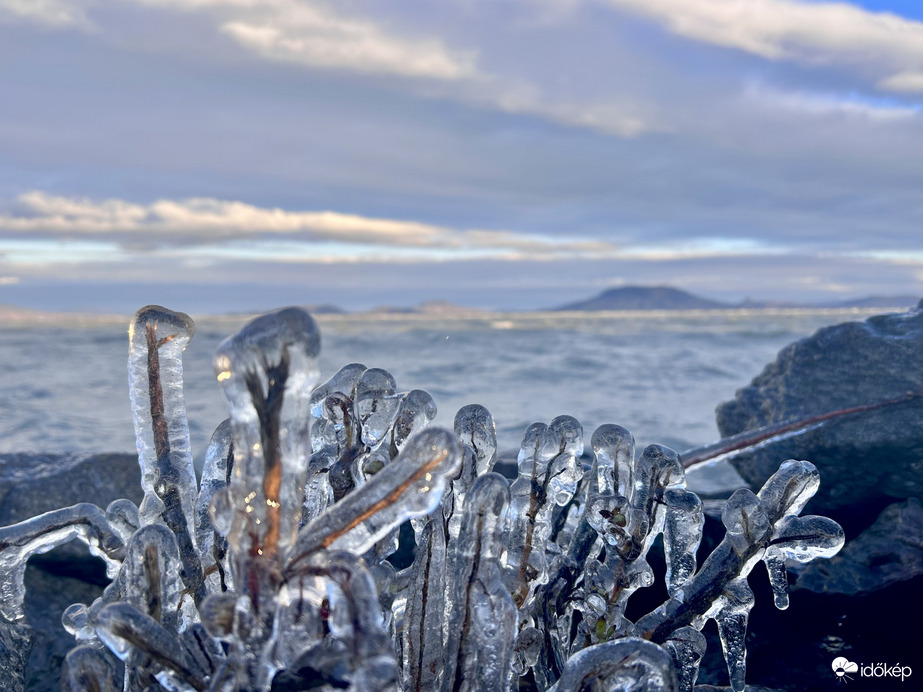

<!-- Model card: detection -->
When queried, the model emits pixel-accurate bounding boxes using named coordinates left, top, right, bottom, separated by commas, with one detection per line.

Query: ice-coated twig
left=547, top=638, right=679, bottom=692
left=61, top=645, right=120, bottom=692
left=288, top=428, right=461, bottom=564
left=128, top=305, right=204, bottom=606
left=214, top=307, right=321, bottom=560
left=0, top=503, right=125, bottom=621
left=442, top=473, right=517, bottom=692
left=637, top=461, right=844, bottom=692
left=96, top=602, right=204, bottom=691
left=402, top=517, right=448, bottom=691
left=679, top=391, right=922, bottom=468
left=195, top=420, right=233, bottom=593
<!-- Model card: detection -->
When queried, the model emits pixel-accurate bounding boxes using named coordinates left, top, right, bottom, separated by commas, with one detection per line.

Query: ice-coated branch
left=214, top=307, right=321, bottom=560
left=442, top=473, right=517, bottom=692
left=128, top=305, right=204, bottom=605
left=61, top=645, right=120, bottom=692
left=547, top=638, right=679, bottom=692
left=0, top=503, right=124, bottom=621
left=636, top=461, right=844, bottom=692
left=506, top=416, right=583, bottom=610
left=288, top=428, right=461, bottom=564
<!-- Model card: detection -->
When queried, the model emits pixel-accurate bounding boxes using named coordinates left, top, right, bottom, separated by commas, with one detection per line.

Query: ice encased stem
left=214, top=307, right=321, bottom=559
left=442, top=473, right=517, bottom=692
left=128, top=305, right=203, bottom=602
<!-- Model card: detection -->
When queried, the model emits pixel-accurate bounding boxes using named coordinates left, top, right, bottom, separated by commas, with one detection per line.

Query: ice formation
left=0, top=305, right=845, bottom=692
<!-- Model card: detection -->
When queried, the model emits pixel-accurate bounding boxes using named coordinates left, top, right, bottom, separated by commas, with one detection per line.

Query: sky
left=0, top=0, right=921, bottom=313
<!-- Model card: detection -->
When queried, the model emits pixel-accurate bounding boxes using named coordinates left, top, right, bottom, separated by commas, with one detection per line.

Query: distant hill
left=819, top=295, right=920, bottom=309
left=554, top=286, right=730, bottom=311
left=553, top=286, right=921, bottom=312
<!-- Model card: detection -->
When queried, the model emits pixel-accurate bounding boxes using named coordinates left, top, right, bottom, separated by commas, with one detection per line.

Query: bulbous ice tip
left=356, top=367, right=397, bottom=399
left=468, top=472, right=510, bottom=521
left=591, top=424, right=634, bottom=459
left=757, top=459, right=820, bottom=520
left=545, top=415, right=584, bottom=457
left=214, top=306, right=321, bottom=382
left=128, top=305, right=195, bottom=346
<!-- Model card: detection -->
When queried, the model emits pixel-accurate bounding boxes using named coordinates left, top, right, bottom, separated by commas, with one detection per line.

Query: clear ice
left=0, top=306, right=846, bottom=692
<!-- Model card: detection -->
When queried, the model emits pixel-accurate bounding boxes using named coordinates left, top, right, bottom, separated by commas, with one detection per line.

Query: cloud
left=0, top=191, right=625, bottom=260
left=742, top=81, right=922, bottom=120
left=0, top=0, right=92, bottom=28
left=598, top=0, right=923, bottom=93
left=135, top=0, right=478, bottom=81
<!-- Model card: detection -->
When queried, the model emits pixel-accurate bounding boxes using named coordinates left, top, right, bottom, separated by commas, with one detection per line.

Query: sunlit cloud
left=598, top=0, right=923, bottom=93
left=0, top=191, right=625, bottom=260
left=137, top=0, right=478, bottom=81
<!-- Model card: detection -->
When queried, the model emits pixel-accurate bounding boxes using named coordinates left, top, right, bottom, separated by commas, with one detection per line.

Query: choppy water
left=0, top=308, right=889, bottom=472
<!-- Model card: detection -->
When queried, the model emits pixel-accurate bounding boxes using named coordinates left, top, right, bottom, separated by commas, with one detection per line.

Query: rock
left=715, top=302, right=923, bottom=517
left=0, top=453, right=139, bottom=691
left=0, top=618, right=32, bottom=692
left=0, top=453, right=142, bottom=525
left=795, top=498, right=923, bottom=595
left=22, top=563, right=108, bottom=692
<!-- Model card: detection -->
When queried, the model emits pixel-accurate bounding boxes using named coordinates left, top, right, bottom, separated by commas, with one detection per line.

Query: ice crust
left=0, top=306, right=845, bottom=692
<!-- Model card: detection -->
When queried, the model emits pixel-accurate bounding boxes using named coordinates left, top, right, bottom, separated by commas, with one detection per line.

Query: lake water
left=0, top=308, right=891, bottom=489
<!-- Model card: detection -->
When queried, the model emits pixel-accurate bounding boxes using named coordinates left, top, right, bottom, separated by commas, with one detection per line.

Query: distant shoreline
left=0, top=304, right=914, bottom=329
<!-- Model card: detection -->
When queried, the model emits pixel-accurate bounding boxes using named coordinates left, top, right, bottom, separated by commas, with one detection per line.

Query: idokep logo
left=832, top=657, right=913, bottom=684
left=832, top=658, right=859, bottom=683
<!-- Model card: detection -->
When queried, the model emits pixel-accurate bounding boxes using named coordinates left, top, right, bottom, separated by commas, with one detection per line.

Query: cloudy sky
left=0, top=0, right=920, bottom=313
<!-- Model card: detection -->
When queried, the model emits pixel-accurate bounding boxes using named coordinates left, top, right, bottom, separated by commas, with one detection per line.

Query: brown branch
left=681, top=391, right=922, bottom=469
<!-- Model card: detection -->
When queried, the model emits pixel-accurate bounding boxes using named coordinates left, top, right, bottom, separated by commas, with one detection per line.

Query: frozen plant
left=0, top=305, right=845, bottom=692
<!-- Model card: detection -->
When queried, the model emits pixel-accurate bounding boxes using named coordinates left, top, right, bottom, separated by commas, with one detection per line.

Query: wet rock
left=795, top=498, right=923, bottom=595
left=715, top=302, right=923, bottom=517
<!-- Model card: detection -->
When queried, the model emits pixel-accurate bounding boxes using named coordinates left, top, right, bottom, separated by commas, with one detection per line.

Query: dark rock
left=795, top=498, right=923, bottom=595
left=23, top=562, right=107, bottom=692
left=715, top=302, right=923, bottom=517
left=0, top=617, right=32, bottom=692
left=0, top=453, right=142, bottom=525
left=0, top=453, right=139, bottom=691
left=0, top=453, right=141, bottom=566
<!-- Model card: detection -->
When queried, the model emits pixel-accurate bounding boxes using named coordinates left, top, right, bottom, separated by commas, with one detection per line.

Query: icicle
left=390, top=389, right=438, bottom=458
left=442, top=473, right=517, bottom=692
left=127, top=306, right=202, bottom=605
left=105, top=498, right=140, bottom=546
left=662, top=487, right=703, bottom=598
left=663, top=627, right=706, bottom=692
left=711, top=579, right=754, bottom=692
left=454, top=404, right=498, bottom=478
left=355, top=368, right=400, bottom=447
left=120, top=524, right=186, bottom=632
left=590, top=424, right=634, bottom=496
